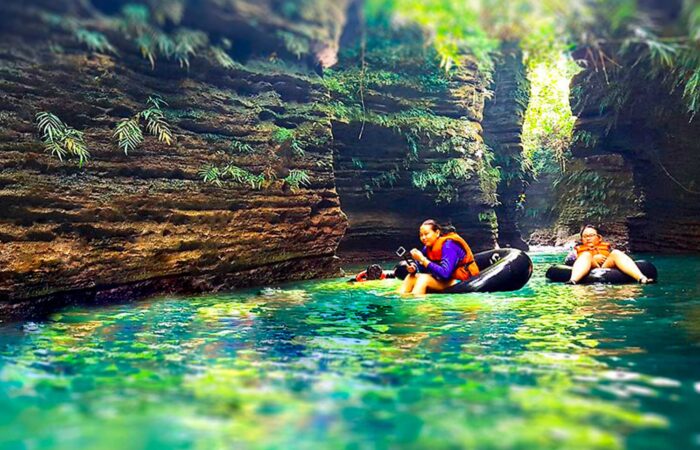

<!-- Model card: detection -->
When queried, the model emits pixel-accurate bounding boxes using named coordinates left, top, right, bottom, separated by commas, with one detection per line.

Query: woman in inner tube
left=567, top=224, right=653, bottom=284
left=398, top=219, right=479, bottom=295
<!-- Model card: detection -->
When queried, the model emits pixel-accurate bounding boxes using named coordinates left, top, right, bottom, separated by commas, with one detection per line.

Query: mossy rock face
left=550, top=155, right=640, bottom=250
left=328, top=22, right=498, bottom=253
left=0, top=0, right=353, bottom=313
left=570, top=27, right=700, bottom=253
left=482, top=42, right=530, bottom=250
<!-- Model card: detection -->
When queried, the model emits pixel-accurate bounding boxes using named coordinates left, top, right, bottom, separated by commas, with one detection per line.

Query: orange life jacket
left=425, top=232, right=480, bottom=281
left=575, top=241, right=612, bottom=257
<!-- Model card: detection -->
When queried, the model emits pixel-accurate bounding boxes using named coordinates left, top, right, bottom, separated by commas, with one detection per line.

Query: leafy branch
left=148, top=0, right=186, bottom=25
left=35, top=112, right=90, bottom=167
left=114, top=118, right=143, bottom=155
left=211, top=46, right=238, bottom=69
left=199, top=164, right=312, bottom=192
left=199, top=164, right=277, bottom=190
left=113, top=96, right=174, bottom=154
left=229, top=140, right=255, bottom=154
left=198, top=165, right=223, bottom=186
left=75, top=29, right=117, bottom=54
left=283, top=169, right=311, bottom=191
left=143, top=96, right=174, bottom=145
left=273, top=127, right=306, bottom=157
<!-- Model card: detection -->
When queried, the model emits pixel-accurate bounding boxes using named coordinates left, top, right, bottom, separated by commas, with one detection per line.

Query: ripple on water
left=0, top=253, right=699, bottom=449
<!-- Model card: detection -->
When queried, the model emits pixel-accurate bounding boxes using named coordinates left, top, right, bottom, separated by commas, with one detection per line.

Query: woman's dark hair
left=422, top=219, right=456, bottom=234
left=579, top=224, right=602, bottom=237
left=366, top=264, right=384, bottom=280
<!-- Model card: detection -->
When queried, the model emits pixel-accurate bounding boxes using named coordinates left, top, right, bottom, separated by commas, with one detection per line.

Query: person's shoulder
left=443, top=239, right=466, bottom=252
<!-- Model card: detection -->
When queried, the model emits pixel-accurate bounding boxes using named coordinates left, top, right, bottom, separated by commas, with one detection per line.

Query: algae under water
left=0, top=252, right=699, bottom=449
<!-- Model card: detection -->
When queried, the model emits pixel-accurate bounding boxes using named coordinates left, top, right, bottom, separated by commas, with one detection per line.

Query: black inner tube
left=546, top=260, right=658, bottom=284
left=441, top=249, right=533, bottom=294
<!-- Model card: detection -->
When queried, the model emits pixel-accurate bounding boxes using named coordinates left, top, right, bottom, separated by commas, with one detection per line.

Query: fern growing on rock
left=411, top=158, right=478, bottom=203
left=75, top=29, right=116, bottom=54
left=114, top=96, right=174, bottom=154
left=35, top=112, right=90, bottom=167
left=199, top=163, right=309, bottom=192
left=117, top=5, right=208, bottom=71
left=229, top=140, right=255, bottom=154
left=283, top=169, right=311, bottom=191
left=198, top=165, right=223, bottom=186
left=142, top=96, right=174, bottom=145
left=173, top=29, right=208, bottom=69
left=121, top=3, right=151, bottom=24
left=210, top=46, right=238, bottom=69
left=272, top=127, right=305, bottom=157
left=223, top=165, right=269, bottom=189
left=200, top=164, right=261, bottom=189
left=114, top=118, right=144, bottom=155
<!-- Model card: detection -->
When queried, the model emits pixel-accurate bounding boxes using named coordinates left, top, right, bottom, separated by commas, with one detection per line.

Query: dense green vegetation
left=323, top=14, right=500, bottom=204
left=43, top=3, right=229, bottom=71
left=521, top=54, right=580, bottom=180
left=363, top=0, right=580, bottom=186
left=365, top=0, right=499, bottom=75
left=573, top=0, right=700, bottom=120
left=33, top=0, right=318, bottom=192
left=365, top=0, right=699, bottom=220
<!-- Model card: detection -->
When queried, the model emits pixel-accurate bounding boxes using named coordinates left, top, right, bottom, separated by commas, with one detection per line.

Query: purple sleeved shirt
left=419, top=240, right=467, bottom=281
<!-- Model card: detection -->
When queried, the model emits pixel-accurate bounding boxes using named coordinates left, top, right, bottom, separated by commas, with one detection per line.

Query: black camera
left=395, top=246, right=414, bottom=264
left=394, top=246, right=417, bottom=280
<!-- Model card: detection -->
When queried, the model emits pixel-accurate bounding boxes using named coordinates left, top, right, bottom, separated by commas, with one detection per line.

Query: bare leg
left=603, top=249, right=650, bottom=282
left=411, top=273, right=455, bottom=295
left=570, top=252, right=593, bottom=283
left=398, top=274, right=417, bottom=294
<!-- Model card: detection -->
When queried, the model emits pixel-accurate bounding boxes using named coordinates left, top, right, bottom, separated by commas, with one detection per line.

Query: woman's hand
left=410, top=249, right=429, bottom=267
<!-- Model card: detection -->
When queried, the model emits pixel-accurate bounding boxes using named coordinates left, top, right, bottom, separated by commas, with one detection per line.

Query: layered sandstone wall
left=0, top=0, right=351, bottom=318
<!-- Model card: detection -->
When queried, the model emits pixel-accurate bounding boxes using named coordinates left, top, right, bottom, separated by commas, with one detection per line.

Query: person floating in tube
left=398, top=219, right=479, bottom=295
left=566, top=224, right=654, bottom=285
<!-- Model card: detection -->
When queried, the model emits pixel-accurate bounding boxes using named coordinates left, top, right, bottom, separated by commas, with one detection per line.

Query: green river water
left=1, top=252, right=699, bottom=449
